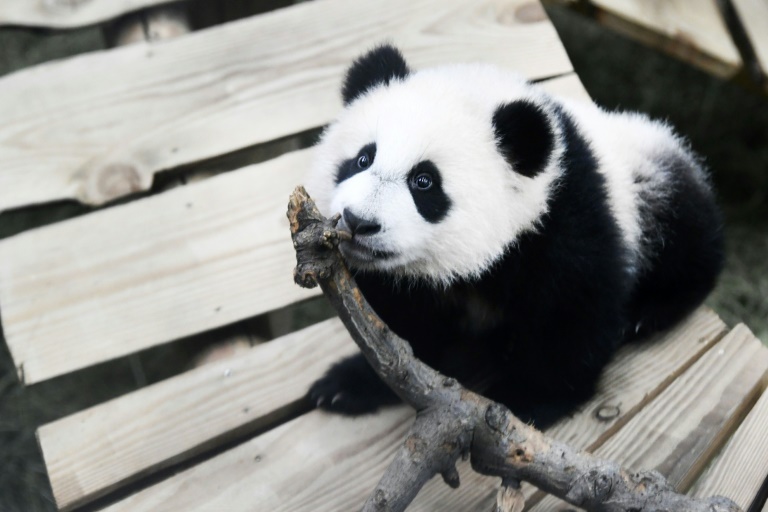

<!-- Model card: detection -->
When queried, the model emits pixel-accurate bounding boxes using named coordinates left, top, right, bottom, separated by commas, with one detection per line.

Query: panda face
left=306, top=48, right=563, bottom=285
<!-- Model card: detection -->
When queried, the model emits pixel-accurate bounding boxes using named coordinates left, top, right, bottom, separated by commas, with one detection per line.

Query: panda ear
left=342, top=44, right=410, bottom=105
left=493, top=100, right=555, bottom=178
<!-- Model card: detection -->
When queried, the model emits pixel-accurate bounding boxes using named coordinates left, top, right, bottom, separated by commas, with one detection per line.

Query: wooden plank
left=38, top=318, right=358, bottom=511
left=100, top=308, right=726, bottom=511
left=0, top=72, right=587, bottom=385
left=691, top=385, right=768, bottom=510
left=412, top=307, right=727, bottom=510
left=589, top=0, right=741, bottom=78
left=0, top=0, right=573, bottom=211
left=731, top=0, right=768, bottom=84
left=0, top=0, right=178, bottom=28
left=0, top=149, right=318, bottom=384
left=530, top=324, right=768, bottom=511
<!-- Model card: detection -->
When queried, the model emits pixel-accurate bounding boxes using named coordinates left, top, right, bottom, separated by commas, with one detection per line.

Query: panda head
left=307, top=45, right=565, bottom=286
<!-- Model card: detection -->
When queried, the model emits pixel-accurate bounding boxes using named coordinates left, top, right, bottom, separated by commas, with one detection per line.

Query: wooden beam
left=691, top=384, right=768, bottom=510
left=530, top=324, right=768, bottom=511
left=38, top=318, right=358, bottom=511
left=0, top=149, right=318, bottom=384
left=97, top=308, right=727, bottom=511
left=587, top=0, right=741, bottom=78
left=731, top=0, right=768, bottom=87
left=412, top=307, right=727, bottom=510
left=0, top=0, right=180, bottom=28
left=0, top=0, right=573, bottom=211
left=0, top=73, right=587, bottom=385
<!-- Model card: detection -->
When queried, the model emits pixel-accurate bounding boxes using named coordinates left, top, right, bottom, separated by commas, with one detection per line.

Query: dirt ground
left=1, top=6, right=767, bottom=512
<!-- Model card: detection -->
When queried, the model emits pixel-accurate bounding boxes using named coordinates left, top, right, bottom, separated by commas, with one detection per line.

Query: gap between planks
left=529, top=323, right=768, bottom=511
left=0, top=73, right=589, bottom=385
left=38, top=318, right=359, bottom=511
left=586, top=0, right=741, bottom=78
left=92, top=308, right=726, bottom=511
left=691, top=377, right=768, bottom=510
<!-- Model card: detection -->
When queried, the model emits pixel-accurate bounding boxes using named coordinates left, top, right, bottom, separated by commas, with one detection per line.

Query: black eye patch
left=407, top=160, right=451, bottom=223
left=336, top=142, right=376, bottom=184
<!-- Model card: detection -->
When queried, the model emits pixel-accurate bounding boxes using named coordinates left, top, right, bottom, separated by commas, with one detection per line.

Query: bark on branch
left=287, top=186, right=742, bottom=512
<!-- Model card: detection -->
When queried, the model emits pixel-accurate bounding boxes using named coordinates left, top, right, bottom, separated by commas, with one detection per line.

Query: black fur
left=407, top=160, right=451, bottom=223
left=493, top=100, right=554, bottom=178
left=336, top=142, right=376, bottom=184
left=342, top=45, right=410, bottom=106
left=311, top=108, right=632, bottom=427
left=310, top=59, right=723, bottom=427
left=626, top=153, right=724, bottom=339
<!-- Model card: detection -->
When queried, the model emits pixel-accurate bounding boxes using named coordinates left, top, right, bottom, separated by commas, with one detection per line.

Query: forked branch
left=287, top=186, right=741, bottom=512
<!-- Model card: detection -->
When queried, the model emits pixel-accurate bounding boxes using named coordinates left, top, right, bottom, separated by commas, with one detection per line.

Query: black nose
left=343, top=208, right=381, bottom=236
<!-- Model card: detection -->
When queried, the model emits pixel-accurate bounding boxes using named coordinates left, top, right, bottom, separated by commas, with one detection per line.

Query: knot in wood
left=372, top=489, right=387, bottom=509
left=405, top=435, right=427, bottom=462
left=95, top=163, right=142, bottom=202
left=513, top=2, right=547, bottom=24
left=588, top=470, right=613, bottom=501
left=485, top=404, right=508, bottom=432
left=594, top=403, right=621, bottom=422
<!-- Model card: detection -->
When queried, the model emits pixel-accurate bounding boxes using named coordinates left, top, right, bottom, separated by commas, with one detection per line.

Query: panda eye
left=412, top=173, right=433, bottom=191
left=357, top=153, right=371, bottom=169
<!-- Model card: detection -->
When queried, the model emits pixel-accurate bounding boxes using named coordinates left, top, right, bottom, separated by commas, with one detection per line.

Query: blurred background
left=0, top=1, right=766, bottom=510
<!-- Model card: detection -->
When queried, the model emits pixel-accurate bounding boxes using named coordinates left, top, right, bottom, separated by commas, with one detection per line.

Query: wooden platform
left=547, top=0, right=768, bottom=92
left=0, top=1, right=767, bottom=510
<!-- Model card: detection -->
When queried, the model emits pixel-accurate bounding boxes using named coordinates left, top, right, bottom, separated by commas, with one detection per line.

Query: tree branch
left=287, top=186, right=742, bottom=512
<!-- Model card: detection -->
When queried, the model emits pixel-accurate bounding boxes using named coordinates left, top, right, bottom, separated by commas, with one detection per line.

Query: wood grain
left=0, top=0, right=177, bottom=28
left=0, top=73, right=587, bottom=385
left=0, top=0, right=573, bottom=211
left=530, top=324, right=768, bottom=511
left=38, top=318, right=358, bottom=511
left=691, top=385, right=768, bottom=510
left=100, top=308, right=726, bottom=511
left=0, top=149, right=318, bottom=384
left=412, top=307, right=727, bottom=510
left=731, top=0, right=768, bottom=84
left=590, top=0, right=741, bottom=77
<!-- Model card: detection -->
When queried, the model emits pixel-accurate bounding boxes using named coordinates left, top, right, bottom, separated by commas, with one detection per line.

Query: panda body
left=306, top=46, right=724, bottom=426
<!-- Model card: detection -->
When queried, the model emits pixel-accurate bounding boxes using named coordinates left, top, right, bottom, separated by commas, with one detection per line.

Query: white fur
left=306, top=62, right=705, bottom=285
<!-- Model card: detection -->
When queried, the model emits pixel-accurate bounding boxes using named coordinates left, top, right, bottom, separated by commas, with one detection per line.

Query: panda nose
left=343, top=208, right=381, bottom=236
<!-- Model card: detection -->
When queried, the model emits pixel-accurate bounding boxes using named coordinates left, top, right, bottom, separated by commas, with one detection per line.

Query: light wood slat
left=0, top=0, right=572, bottom=211
left=0, top=0, right=178, bottom=28
left=101, top=308, right=726, bottom=511
left=0, top=149, right=318, bottom=384
left=38, top=318, right=358, bottom=511
left=691, top=385, right=768, bottom=509
left=412, top=307, right=726, bottom=510
left=0, top=73, right=586, bottom=385
left=531, top=324, right=768, bottom=511
left=731, top=0, right=768, bottom=83
left=589, top=0, right=741, bottom=77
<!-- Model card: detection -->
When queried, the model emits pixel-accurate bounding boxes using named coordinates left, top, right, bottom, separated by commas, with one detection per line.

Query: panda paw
left=308, top=354, right=399, bottom=415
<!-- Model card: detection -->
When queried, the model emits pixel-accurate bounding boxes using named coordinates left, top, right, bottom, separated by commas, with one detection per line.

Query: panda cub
left=305, top=45, right=724, bottom=427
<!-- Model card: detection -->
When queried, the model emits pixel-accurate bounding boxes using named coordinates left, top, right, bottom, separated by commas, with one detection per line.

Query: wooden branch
left=287, top=186, right=743, bottom=512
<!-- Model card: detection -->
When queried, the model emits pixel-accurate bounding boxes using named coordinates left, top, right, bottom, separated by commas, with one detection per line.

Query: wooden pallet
left=547, top=0, right=768, bottom=92
left=0, top=1, right=767, bottom=510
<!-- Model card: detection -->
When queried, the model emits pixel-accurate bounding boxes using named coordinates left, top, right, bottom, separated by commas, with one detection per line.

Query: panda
left=304, top=44, right=724, bottom=427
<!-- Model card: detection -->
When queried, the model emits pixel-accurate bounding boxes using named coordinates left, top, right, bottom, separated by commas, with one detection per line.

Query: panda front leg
left=308, top=353, right=401, bottom=415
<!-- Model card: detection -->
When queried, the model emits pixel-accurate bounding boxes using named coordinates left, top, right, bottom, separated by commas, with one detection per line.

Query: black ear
left=493, top=100, right=555, bottom=178
left=342, top=44, right=410, bottom=105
